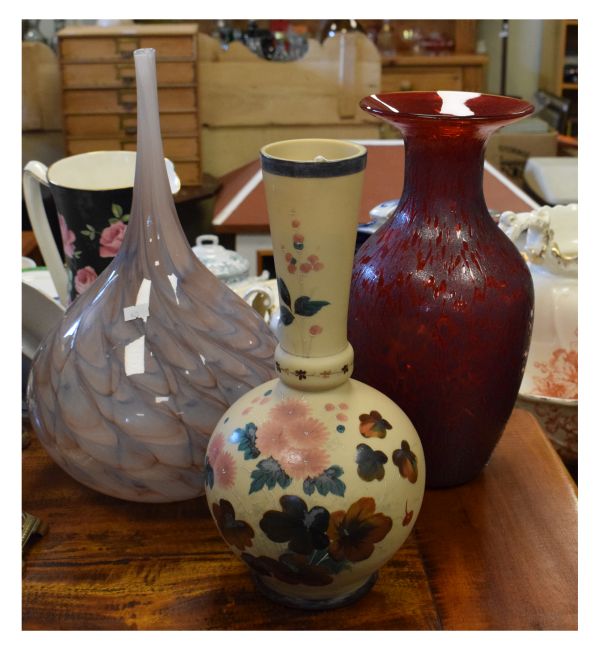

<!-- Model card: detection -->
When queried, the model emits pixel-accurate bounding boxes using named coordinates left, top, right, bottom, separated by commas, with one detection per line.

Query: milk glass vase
left=205, top=139, right=425, bottom=609
left=26, top=49, right=277, bottom=502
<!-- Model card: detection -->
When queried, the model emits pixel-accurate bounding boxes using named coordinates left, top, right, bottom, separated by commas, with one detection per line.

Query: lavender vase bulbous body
left=26, top=49, right=277, bottom=502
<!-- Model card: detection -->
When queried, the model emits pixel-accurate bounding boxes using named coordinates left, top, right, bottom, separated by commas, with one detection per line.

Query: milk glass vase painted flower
left=205, top=139, right=425, bottom=609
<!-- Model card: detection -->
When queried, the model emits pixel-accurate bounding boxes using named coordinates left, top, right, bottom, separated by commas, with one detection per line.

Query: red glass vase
left=348, top=91, right=535, bottom=488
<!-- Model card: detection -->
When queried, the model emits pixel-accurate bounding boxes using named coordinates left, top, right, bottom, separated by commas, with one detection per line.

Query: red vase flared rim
left=360, top=90, right=534, bottom=122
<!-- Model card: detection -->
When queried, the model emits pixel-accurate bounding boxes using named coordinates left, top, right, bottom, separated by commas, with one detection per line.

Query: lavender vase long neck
left=124, top=49, right=188, bottom=266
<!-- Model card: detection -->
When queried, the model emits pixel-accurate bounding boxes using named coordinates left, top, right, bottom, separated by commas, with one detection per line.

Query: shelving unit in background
left=539, top=20, right=578, bottom=136
left=364, top=19, right=487, bottom=93
left=193, top=19, right=488, bottom=93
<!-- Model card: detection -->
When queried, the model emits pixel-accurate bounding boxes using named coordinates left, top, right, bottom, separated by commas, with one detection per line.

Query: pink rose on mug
left=99, top=221, right=127, bottom=258
left=74, top=266, right=98, bottom=295
left=58, top=213, right=76, bottom=259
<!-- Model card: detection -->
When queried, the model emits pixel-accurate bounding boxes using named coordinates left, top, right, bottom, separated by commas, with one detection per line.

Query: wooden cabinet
left=381, top=54, right=487, bottom=93
left=539, top=20, right=578, bottom=135
left=57, top=24, right=202, bottom=186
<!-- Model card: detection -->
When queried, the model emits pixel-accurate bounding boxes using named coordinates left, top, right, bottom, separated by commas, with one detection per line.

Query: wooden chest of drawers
left=381, top=53, right=488, bottom=93
left=58, top=24, right=202, bottom=186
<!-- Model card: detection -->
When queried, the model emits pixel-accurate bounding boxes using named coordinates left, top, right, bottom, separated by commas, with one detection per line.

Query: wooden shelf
left=58, top=23, right=198, bottom=37
left=539, top=20, right=578, bottom=135
left=381, top=51, right=487, bottom=93
left=382, top=53, right=488, bottom=67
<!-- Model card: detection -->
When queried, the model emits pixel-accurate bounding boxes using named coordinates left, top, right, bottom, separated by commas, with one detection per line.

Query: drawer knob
left=117, top=65, right=136, bottom=85
left=400, top=80, right=413, bottom=91
left=117, top=37, right=139, bottom=58
left=118, top=89, right=136, bottom=112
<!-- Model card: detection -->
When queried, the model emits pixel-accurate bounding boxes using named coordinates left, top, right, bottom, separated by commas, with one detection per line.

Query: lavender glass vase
left=27, top=48, right=277, bottom=502
left=348, top=91, right=535, bottom=488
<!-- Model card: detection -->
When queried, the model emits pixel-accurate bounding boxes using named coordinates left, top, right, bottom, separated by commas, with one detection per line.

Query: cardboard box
left=485, top=130, right=558, bottom=189
left=486, top=127, right=558, bottom=189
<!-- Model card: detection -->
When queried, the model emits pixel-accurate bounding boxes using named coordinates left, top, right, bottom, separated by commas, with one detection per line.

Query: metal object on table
left=22, top=512, right=48, bottom=553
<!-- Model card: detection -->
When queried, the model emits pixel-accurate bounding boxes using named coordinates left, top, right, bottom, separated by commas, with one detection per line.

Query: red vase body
left=348, top=92, right=535, bottom=487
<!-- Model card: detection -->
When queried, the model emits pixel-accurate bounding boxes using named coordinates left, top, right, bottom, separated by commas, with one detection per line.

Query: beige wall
left=477, top=19, right=545, bottom=102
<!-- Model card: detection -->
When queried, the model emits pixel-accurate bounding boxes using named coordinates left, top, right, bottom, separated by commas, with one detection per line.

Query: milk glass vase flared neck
left=204, top=139, right=425, bottom=610
left=349, top=91, right=535, bottom=488
left=26, top=48, right=277, bottom=502
left=263, top=139, right=366, bottom=390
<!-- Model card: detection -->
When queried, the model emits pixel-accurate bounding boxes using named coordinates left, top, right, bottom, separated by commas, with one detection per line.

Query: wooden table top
left=212, top=141, right=539, bottom=234
left=22, top=408, right=577, bottom=630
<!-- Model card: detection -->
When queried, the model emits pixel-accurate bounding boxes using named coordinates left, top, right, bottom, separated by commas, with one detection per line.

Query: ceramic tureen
left=498, top=203, right=578, bottom=469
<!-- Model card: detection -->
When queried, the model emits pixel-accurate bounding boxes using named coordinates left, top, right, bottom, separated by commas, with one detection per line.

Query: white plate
left=22, top=281, right=64, bottom=359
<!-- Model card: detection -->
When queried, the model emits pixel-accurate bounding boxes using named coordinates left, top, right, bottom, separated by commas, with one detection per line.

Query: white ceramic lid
left=192, top=235, right=250, bottom=283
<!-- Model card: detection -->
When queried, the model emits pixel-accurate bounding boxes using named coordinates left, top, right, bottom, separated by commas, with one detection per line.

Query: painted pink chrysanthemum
left=279, top=446, right=330, bottom=480
left=213, top=451, right=236, bottom=489
left=256, top=420, right=288, bottom=458
left=209, top=433, right=225, bottom=461
left=269, top=398, right=311, bottom=423
left=286, top=417, right=329, bottom=448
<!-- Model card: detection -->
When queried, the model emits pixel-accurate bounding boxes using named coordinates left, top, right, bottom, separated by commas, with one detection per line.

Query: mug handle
left=23, top=161, right=69, bottom=306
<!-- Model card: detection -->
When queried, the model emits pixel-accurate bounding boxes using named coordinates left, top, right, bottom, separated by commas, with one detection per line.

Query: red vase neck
left=398, top=124, right=491, bottom=220
left=360, top=91, right=534, bottom=226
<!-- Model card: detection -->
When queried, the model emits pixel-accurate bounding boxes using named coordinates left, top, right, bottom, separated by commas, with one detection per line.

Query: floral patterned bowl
left=499, top=204, right=578, bottom=468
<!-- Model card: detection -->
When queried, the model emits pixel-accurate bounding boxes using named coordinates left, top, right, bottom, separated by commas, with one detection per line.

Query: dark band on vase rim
left=260, top=144, right=367, bottom=179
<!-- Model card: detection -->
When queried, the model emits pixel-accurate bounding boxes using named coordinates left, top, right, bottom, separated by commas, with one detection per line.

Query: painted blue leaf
left=229, top=422, right=260, bottom=459
left=277, top=277, right=291, bottom=308
left=303, top=465, right=345, bottom=498
left=303, top=478, right=316, bottom=496
left=249, top=457, right=291, bottom=494
left=294, top=296, right=330, bottom=317
left=280, top=304, right=295, bottom=326
left=204, top=457, right=214, bottom=489
left=249, top=473, right=268, bottom=494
